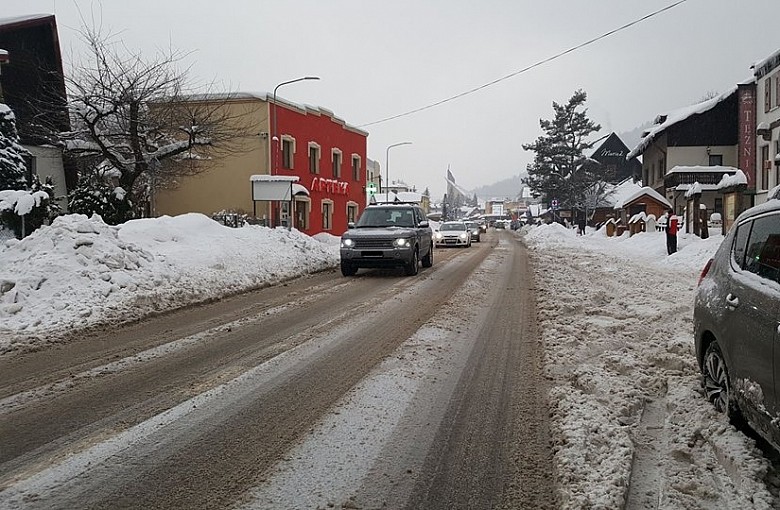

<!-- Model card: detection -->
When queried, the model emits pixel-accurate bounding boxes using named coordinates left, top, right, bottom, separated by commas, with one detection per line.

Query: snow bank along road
left=0, top=230, right=556, bottom=509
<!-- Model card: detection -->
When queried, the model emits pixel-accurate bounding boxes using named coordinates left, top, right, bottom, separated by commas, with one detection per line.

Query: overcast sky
left=4, top=0, right=778, bottom=198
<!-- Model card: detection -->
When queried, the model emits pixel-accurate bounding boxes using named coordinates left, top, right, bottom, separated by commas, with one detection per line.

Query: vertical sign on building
left=738, top=83, right=757, bottom=189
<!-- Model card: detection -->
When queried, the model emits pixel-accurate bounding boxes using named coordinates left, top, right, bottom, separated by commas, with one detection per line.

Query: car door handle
left=725, top=293, right=740, bottom=308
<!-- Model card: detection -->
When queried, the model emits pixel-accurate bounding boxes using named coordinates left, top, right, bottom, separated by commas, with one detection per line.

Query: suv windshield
left=355, top=207, right=416, bottom=228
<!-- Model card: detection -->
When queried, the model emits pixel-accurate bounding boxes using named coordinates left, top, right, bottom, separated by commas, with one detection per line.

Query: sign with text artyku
left=311, top=177, right=349, bottom=195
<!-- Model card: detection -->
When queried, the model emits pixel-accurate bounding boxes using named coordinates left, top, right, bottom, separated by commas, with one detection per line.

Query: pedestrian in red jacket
left=665, top=208, right=678, bottom=255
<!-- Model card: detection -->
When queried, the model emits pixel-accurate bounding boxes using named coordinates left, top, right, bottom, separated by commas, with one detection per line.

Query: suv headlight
left=393, top=238, right=410, bottom=247
left=341, top=238, right=354, bottom=248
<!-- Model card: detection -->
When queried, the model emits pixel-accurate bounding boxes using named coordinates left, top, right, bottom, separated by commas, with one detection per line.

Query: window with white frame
left=295, top=197, right=310, bottom=230
left=332, top=148, right=342, bottom=178
left=346, top=201, right=358, bottom=224
left=322, top=199, right=334, bottom=230
left=309, top=142, right=321, bottom=174
left=282, top=136, right=296, bottom=169
left=351, top=154, right=361, bottom=181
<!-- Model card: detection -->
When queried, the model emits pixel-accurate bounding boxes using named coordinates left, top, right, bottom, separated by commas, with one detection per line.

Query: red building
left=156, top=93, right=367, bottom=237
left=271, top=99, right=368, bottom=235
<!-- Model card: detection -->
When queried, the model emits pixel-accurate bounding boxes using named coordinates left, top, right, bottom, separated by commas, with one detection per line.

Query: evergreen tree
left=522, top=90, right=607, bottom=210
left=0, top=104, right=29, bottom=191
left=69, top=170, right=133, bottom=225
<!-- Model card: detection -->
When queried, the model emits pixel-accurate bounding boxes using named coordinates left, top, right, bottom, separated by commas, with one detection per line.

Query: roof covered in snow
left=666, top=165, right=740, bottom=176
left=614, top=186, right=672, bottom=210
left=716, top=170, right=748, bottom=190
left=0, top=14, right=53, bottom=28
left=627, top=88, right=738, bottom=159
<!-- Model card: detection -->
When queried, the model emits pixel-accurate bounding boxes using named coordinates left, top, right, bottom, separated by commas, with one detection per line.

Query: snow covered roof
left=395, top=191, right=422, bottom=203
left=680, top=183, right=719, bottom=196
left=614, top=186, right=671, bottom=210
left=627, top=88, right=738, bottom=159
left=717, top=170, right=748, bottom=190
left=0, top=14, right=53, bottom=28
left=602, top=178, right=643, bottom=208
left=666, top=165, right=740, bottom=175
left=752, top=48, right=780, bottom=78
left=250, top=174, right=299, bottom=182
left=182, top=92, right=368, bottom=137
left=0, top=49, right=8, bottom=62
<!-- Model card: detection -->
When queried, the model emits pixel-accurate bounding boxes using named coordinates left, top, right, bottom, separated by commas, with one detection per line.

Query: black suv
left=339, top=203, right=434, bottom=276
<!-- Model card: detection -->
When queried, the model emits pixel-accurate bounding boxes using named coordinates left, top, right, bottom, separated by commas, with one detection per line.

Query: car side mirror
left=348, top=222, right=355, bottom=229
left=419, top=220, right=429, bottom=228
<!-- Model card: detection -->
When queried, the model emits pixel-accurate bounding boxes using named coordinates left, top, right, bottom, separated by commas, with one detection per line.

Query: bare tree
left=62, top=25, right=252, bottom=217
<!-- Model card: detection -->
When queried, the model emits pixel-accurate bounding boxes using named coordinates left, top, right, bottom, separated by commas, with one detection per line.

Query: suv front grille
left=354, top=238, right=394, bottom=249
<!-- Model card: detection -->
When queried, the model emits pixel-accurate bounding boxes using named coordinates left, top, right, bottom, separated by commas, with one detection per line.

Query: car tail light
left=697, top=259, right=713, bottom=286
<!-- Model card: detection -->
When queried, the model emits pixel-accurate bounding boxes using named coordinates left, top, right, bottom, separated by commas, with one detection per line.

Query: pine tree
left=0, top=104, right=29, bottom=191
left=522, top=90, right=607, bottom=210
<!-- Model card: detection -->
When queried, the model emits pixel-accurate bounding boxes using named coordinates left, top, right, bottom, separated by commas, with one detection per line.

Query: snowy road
left=0, top=231, right=554, bottom=509
left=2, top=224, right=780, bottom=509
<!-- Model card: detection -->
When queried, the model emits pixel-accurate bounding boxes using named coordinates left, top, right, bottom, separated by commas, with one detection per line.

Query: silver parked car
left=694, top=199, right=780, bottom=448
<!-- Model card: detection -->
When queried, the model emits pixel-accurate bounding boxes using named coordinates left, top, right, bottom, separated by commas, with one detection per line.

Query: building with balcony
left=753, top=49, right=780, bottom=205
left=628, top=89, right=739, bottom=215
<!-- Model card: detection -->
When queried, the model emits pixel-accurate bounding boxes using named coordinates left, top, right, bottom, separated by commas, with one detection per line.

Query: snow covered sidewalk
left=0, top=214, right=339, bottom=351
left=524, top=223, right=774, bottom=509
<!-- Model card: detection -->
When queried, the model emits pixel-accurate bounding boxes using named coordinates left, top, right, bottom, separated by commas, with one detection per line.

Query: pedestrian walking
left=577, top=216, right=586, bottom=236
left=665, top=208, right=678, bottom=255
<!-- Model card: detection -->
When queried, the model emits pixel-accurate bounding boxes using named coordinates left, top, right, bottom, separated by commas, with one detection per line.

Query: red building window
left=309, top=143, right=321, bottom=174
left=351, top=155, right=361, bottom=181
left=332, top=149, right=342, bottom=178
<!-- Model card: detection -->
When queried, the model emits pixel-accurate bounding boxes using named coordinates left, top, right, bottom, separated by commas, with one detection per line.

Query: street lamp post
left=271, top=76, right=319, bottom=228
left=385, top=141, right=412, bottom=203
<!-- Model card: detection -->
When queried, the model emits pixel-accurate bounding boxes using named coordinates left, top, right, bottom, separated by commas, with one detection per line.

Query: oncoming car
left=434, top=221, right=471, bottom=247
left=463, top=221, right=481, bottom=242
left=339, top=203, right=433, bottom=277
left=694, top=199, right=780, bottom=449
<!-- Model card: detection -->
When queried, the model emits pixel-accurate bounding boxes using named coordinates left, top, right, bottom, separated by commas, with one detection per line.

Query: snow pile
left=0, top=213, right=338, bottom=346
left=525, top=225, right=773, bottom=509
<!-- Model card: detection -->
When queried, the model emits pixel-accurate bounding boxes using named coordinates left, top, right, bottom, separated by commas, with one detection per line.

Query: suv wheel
left=703, top=341, right=737, bottom=416
left=340, top=262, right=357, bottom=277
left=404, top=249, right=419, bottom=276
left=421, top=243, right=433, bottom=268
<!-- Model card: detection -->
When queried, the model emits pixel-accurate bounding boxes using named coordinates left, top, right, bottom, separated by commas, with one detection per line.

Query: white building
left=753, top=49, right=780, bottom=205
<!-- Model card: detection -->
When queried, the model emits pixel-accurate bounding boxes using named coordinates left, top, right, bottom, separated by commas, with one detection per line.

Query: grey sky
left=4, top=0, right=778, bottom=198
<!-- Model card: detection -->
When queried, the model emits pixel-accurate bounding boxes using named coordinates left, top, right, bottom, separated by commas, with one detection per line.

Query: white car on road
left=434, top=221, right=472, bottom=248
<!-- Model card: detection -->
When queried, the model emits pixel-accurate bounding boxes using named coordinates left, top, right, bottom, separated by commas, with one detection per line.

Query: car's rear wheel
left=404, top=249, right=419, bottom=276
left=421, top=243, right=433, bottom=267
left=703, top=341, right=737, bottom=416
left=340, top=262, right=357, bottom=277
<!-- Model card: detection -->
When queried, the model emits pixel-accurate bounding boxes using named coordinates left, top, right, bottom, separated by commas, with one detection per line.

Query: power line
left=358, top=0, right=688, bottom=128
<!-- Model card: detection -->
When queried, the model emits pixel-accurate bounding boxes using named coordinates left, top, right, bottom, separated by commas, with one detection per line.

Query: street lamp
left=385, top=141, right=412, bottom=203
left=271, top=76, right=319, bottom=228
left=272, top=76, right=320, bottom=175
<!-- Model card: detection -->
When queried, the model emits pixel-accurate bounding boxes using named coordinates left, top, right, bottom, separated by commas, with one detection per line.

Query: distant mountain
left=470, top=174, right=527, bottom=200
